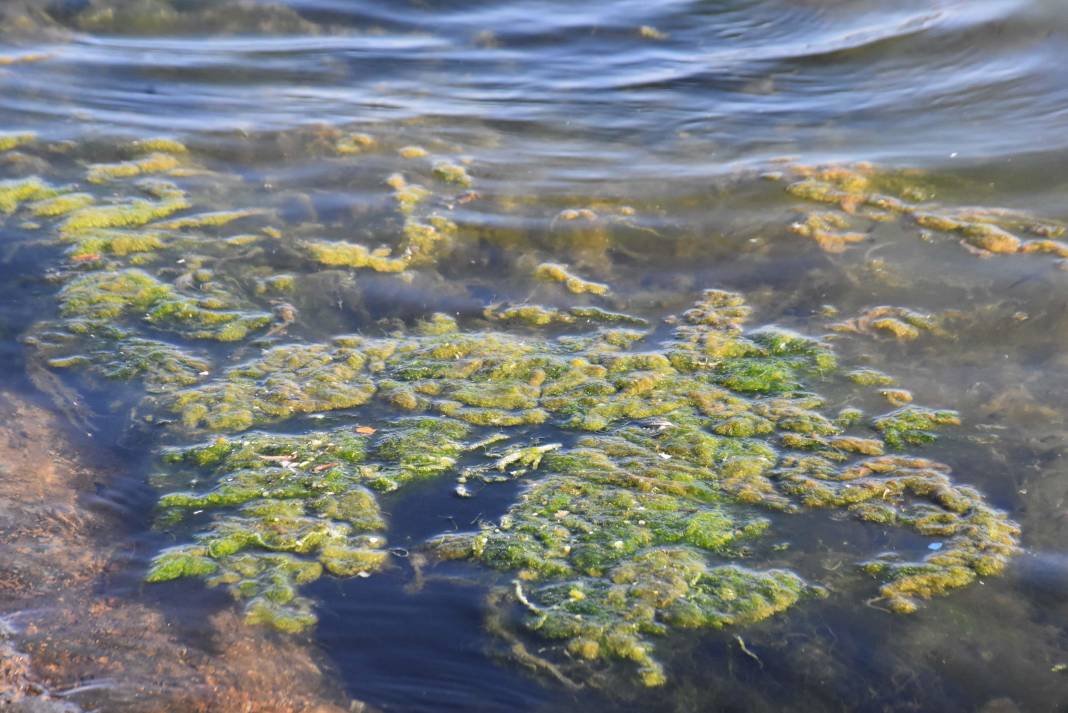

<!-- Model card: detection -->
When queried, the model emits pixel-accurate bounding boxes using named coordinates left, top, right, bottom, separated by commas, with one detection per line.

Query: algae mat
left=0, top=128, right=1024, bottom=692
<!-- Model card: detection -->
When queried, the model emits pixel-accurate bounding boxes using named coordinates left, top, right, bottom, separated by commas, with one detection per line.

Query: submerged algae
left=86, top=152, right=181, bottom=183
left=147, top=419, right=474, bottom=628
left=535, top=262, right=611, bottom=296
left=141, top=284, right=1011, bottom=685
left=780, top=162, right=1067, bottom=261
left=10, top=133, right=1020, bottom=691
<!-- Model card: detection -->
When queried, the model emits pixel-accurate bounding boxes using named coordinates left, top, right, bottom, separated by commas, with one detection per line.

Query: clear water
left=3, top=1, right=1068, bottom=711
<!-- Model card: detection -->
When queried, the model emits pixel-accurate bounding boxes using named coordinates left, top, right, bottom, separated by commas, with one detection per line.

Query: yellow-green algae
left=86, top=152, right=181, bottom=184
left=432, top=160, right=472, bottom=187
left=49, top=268, right=271, bottom=342
left=303, top=239, right=409, bottom=273
left=132, top=289, right=1018, bottom=687
left=535, top=262, right=611, bottom=296
left=146, top=419, right=471, bottom=629
left=129, top=137, right=188, bottom=155
left=0, top=176, right=60, bottom=213
left=7, top=136, right=1020, bottom=690
left=780, top=162, right=1067, bottom=259
left=58, top=181, right=190, bottom=235
left=336, top=132, right=375, bottom=155
left=0, top=131, right=36, bottom=152
left=831, top=305, right=942, bottom=341
left=29, top=192, right=95, bottom=217
left=46, top=336, right=210, bottom=392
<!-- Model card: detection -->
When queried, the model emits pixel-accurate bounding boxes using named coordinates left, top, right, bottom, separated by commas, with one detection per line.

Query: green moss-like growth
left=165, top=341, right=377, bottom=431
left=336, top=132, right=375, bottom=155
left=0, top=177, right=60, bottom=213
left=15, top=150, right=1011, bottom=687
left=56, top=268, right=271, bottom=341
left=151, top=208, right=261, bottom=230
left=873, top=406, right=961, bottom=448
left=59, top=188, right=189, bottom=235
left=87, top=152, right=181, bottom=183
left=0, top=131, right=35, bottom=152
left=432, top=160, right=472, bottom=187
left=129, top=137, right=188, bottom=155
left=304, top=239, right=409, bottom=273
left=48, top=337, right=210, bottom=392
left=29, top=192, right=95, bottom=217
left=148, top=421, right=480, bottom=629
left=535, top=262, right=610, bottom=296
left=63, top=228, right=166, bottom=258
left=781, top=161, right=1066, bottom=259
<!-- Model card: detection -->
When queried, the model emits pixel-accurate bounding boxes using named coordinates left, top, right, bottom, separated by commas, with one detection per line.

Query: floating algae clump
left=55, top=268, right=271, bottom=341
left=147, top=420, right=475, bottom=628
left=59, top=182, right=189, bottom=235
left=143, top=283, right=1008, bottom=684
left=29, top=192, right=95, bottom=217
left=165, top=340, right=377, bottom=431
left=10, top=134, right=1018, bottom=688
left=303, top=239, right=409, bottom=273
left=0, top=131, right=35, bottom=152
left=534, top=262, right=611, bottom=296
left=831, top=305, right=941, bottom=341
left=86, top=152, right=181, bottom=183
left=47, top=337, right=210, bottom=392
left=779, top=161, right=1067, bottom=260
left=432, top=159, right=472, bottom=187
left=0, top=176, right=60, bottom=213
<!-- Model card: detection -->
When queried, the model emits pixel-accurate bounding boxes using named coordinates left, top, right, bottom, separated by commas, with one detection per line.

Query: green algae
left=780, top=162, right=1067, bottom=260
left=138, top=286, right=1014, bottom=684
left=832, top=305, right=941, bottom=341
left=165, top=341, right=377, bottom=431
left=146, top=421, right=476, bottom=627
left=59, top=188, right=189, bottom=235
left=0, top=131, right=35, bottom=152
left=303, top=239, right=409, bottom=273
left=336, top=132, right=375, bottom=155
left=873, top=406, right=961, bottom=448
left=398, top=145, right=429, bottom=159
left=535, top=262, right=611, bottom=296
left=86, top=152, right=181, bottom=184
left=150, top=208, right=262, bottom=230
left=47, top=336, right=210, bottom=392
left=129, top=137, right=188, bottom=154
left=432, top=160, right=472, bottom=187
left=54, top=268, right=271, bottom=341
left=7, top=133, right=1022, bottom=691
left=29, top=192, right=95, bottom=218
left=0, top=176, right=60, bottom=213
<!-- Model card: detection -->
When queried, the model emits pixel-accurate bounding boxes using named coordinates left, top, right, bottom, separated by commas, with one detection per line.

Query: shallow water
left=3, top=1, right=1068, bottom=711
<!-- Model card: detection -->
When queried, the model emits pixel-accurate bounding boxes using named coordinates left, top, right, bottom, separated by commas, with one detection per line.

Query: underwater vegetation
left=778, top=162, right=1067, bottom=259
left=8, top=130, right=1020, bottom=689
